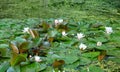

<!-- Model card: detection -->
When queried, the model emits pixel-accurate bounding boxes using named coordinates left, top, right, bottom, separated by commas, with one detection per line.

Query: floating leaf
left=21, top=62, right=40, bottom=72
left=98, top=50, right=106, bottom=61
left=82, top=52, right=100, bottom=59
left=52, top=60, right=65, bottom=68
left=95, top=37, right=108, bottom=42
left=80, top=57, right=91, bottom=65
left=65, top=60, right=80, bottom=70
left=15, top=37, right=26, bottom=44
left=89, top=65, right=104, bottom=72
left=64, top=54, right=79, bottom=64
left=107, top=49, right=120, bottom=59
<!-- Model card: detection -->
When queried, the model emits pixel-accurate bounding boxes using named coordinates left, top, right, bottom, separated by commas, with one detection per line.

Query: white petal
left=58, top=19, right=63, bottom=23
left=34, top=56, right=42, bottom=62
left=77, top=33, right=85, bottom=40
left=105, top=27, right=113, bottom=34
left=22, top=27, right=30, bottom=33
left=79, top=43, right=87, bottom=50
left=54, top=19, right=59, bottom=25
left=97, top=41, right=102, bottom=46
left=62, top=31, right=67, bottom=36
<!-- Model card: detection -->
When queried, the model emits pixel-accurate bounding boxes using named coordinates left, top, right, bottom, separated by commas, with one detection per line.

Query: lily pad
left=82, top=52, right=100, bottom=59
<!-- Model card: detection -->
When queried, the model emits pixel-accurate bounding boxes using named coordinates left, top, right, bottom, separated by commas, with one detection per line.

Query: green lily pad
left=20, top=62, right=40, bottom=72
left=80, top=57, right=91, bottom=65
left=89, top=65, right=104, bottom=72
left=82, top=52, right=100, bottom=59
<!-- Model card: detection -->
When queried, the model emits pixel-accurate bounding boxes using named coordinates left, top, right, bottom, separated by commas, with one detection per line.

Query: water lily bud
left=97, top=41, right=102, bottom=46
left=105, top=27, right=113, bottom=34
left=77, top=33, right=85, bottom=40
left=79, top=43, right=87, bottom=50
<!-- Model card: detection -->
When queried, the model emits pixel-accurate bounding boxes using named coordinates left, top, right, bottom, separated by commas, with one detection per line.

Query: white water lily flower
left=105, top=27, right=113, bottom=34
left=22, top=27, right=30, bottom=33
left=54, top=19, right=63, bottom=27
left=62, top=31, right=67, bottom=36
left=77, top=33, right=85, bottom=40
left=34, top=56, right=42, bottom=62
left=58, top=19, right=63, bottom=24
left=79, top=43, right=87, bottom=50
left=54, top=19, right=59, bottom=25
left=97, top=41, right=102, bottom=46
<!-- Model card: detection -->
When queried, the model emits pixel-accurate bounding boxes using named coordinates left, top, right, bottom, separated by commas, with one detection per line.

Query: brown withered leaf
left=98, top=50, right=106, bottom=61
left=48, top=37, right=54, bottom=43
left=52, top=60, right=65, bottom=68
left=9, top=42, right=19, bottom=54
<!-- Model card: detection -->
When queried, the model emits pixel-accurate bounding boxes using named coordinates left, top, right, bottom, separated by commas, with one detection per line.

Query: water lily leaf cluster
left=0, top=19, right=120, bottom=72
